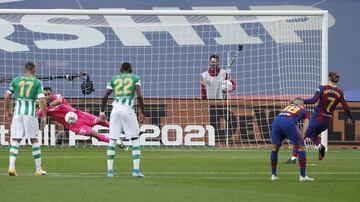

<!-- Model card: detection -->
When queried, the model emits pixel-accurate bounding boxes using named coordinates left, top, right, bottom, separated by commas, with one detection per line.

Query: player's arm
left=100, top=79, right=115, bottom=120
left=49, top=94, right=63, bottom=107
left=303, top=88, right=321, bottom=104
left=37, top=83, right=47, bottom=129
left=100, top=89, right=112, bottom=120
left=4, top=79, right=15, bottom=120
left=4, top=91, right=13, bottom=120
left=200, top=77, right=207, bottom=100
left=136, top=84, right=145, bottom=124
left=302, top=110, right=310, bottom=138
left=340, top=94, right=353, bottom=125
left=39, top=97, right=47, bottom=128
left=223, top=70, right=237, bottom=92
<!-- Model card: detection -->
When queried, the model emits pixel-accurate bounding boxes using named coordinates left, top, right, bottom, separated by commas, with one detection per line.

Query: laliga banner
left=0, top=99, right=359, bottom=146
left=0, top=124, right=215, bottom=146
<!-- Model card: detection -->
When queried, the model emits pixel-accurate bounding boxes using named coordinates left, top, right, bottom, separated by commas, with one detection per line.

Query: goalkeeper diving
left=37, top=87, right=126, bottom=148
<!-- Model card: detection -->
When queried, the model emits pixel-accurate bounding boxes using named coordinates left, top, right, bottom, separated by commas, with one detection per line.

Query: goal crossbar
left=0, top=9, right=327, bottom=16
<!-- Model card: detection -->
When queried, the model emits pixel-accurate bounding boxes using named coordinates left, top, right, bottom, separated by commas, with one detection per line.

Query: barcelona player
left=270, top=98, right=313, bottom=181
left=287, top=72, right=353, bottom=163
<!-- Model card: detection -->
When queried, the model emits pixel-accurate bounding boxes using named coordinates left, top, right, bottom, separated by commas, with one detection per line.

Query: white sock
left=32, top=142, right=41, bottom=170
left=131, top=138, right=141, bottom=170
left=107, top=139, right=117, bottom=171
left=9, top=141, right=20, bottom=170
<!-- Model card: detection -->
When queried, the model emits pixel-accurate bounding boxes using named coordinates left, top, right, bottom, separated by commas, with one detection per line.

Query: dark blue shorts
left=271, top=116, right=303, bottom=146
left=305, top=115, right=331, bottom=138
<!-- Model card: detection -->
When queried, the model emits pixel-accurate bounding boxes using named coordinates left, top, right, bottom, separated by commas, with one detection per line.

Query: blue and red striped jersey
left=304, top=85, right=352, bottom=119
left=278, top=104, right=310, bottom=123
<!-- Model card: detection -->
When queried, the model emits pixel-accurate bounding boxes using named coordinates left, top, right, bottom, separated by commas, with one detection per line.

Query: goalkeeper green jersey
left=106, top=73, right=141, bottom=107
left=7, top=74, right=44, bottom=117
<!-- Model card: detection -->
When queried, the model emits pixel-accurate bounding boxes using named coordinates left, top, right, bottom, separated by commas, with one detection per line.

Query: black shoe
left=286, top=159, right=296, bottom=164
left=118, top=141, right=129, bottom=151
left=318, top=144, right=326, bottom=160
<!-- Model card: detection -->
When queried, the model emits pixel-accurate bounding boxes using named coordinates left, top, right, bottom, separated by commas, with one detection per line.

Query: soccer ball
left=65, top=112, right=78, bottom=124
left=222, top=80, right=233, bottom=92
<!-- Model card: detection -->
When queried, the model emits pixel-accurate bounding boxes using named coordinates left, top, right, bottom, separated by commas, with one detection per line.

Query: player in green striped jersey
left=100, top=62, right=145, bottom=178
left=4, top=62, right=47, bottom=176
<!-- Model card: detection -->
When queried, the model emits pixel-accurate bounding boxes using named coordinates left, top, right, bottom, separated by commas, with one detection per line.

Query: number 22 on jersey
left=114, top=78, right=133, bottom=96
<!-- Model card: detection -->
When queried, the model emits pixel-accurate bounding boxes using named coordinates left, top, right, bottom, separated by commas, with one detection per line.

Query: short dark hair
left=43, top=87, right=52, bottom=92
left=121, top=62, right=132, bottom=73
left=209, top=54, right=219, bottom=61
left=291, top=97, right=304, bottom=105
left=328, top=71, right=340, bottom=83
left=25, top=61, right=36, bottom=69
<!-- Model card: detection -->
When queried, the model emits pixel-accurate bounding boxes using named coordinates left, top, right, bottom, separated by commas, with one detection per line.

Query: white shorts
left=11, top=115, right=39, bottom=139
left=109, top=105, right=139, bottom=140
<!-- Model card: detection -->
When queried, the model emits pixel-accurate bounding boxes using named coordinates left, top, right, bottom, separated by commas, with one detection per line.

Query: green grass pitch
left=0, top=147, right=359, bottom=202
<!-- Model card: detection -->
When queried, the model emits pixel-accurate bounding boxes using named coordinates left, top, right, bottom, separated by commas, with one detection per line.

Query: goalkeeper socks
left=32, top=142, right=42, bottom=170
left=98, top=134, right=110, bottom=143
left=298, top=151, right=307, bottom=177
left=291, top=146, right=298, bottom=160
left=131, top=138, right=141, bottom=170
left=9, top=141, right=20, bottom=169
left=107, top=139, right=117, bottom=171
left=270, top=151, right=278, bottom=175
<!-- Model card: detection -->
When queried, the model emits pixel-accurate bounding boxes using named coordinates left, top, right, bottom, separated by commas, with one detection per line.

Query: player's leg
left=8, top=115, right=23, bottom=176
left=130, top=137, right=144, bottom=177
left=122, top=109, right=145, bottom=178
left=90, top=130, right=110, bottom=143
left=30, top=138, right=46, bottom=176
left=69, top=122, right=110, bottom=143
left=75, top=111, right=112, bottom=143
left=8, top=139, right=20, bottom=176
left=306, top=117, right=330, bottom=160
left=316, top=117, right=331, bottom=160
left=287, top=123, right=313, bottom=181
left=270, top=144, right=280, bottom=181
left=94, top=117, right=110, bottom=128
left=286, top=127, right=302, bottom=164
left=270, top=118, right=281, bottom=180
left=306, top=117, right=322, bottom=146
left=297, top=145, right=313, bottom=181
left=25, top=116, right=46, bottom=176
left=81, top=111, right=110, bottom=128
left=286, top=145, right=298, bottom=164
left=107, top=108, right=122, bottom=177
left=83, top=111, right=127, bottom=149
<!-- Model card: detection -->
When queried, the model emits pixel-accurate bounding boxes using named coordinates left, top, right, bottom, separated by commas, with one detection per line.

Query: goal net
left=0, top=9, right=328, bottom=148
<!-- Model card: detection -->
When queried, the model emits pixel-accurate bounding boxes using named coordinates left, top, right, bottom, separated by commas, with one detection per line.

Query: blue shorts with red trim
left=305, top=114, right=331, bottom=138
left=271, top=116, right=303, bottom=146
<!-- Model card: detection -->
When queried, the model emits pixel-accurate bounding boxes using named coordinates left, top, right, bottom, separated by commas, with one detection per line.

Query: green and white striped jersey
left=106, top=73, right=141, bottom=107
left=7, top=74, right=44, bottom=117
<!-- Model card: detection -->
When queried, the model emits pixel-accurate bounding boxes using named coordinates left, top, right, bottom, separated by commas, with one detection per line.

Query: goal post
left=0, top=9, right=328, bottom=148
left=321, top=12, right=329, bottom=151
